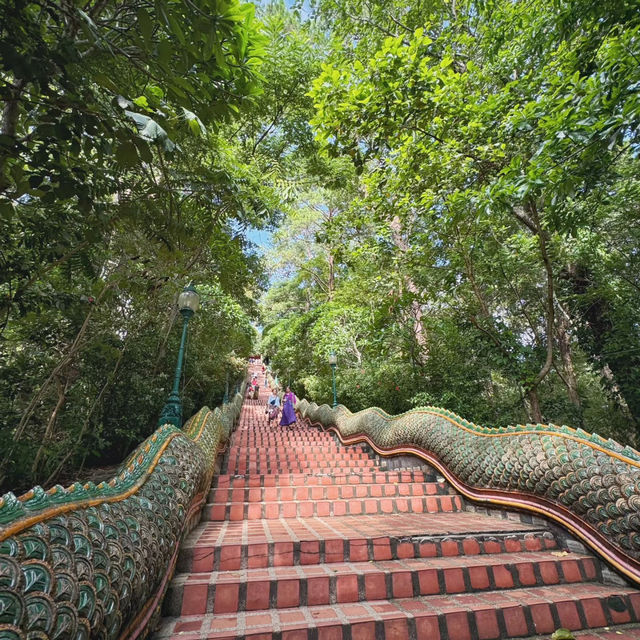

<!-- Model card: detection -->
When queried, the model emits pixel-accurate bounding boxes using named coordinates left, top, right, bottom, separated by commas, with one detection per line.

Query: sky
left=246, top=228, right=273, bottom=253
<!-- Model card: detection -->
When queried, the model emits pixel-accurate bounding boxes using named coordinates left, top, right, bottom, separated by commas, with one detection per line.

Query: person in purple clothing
left=279, top=386, right=297, bottom=427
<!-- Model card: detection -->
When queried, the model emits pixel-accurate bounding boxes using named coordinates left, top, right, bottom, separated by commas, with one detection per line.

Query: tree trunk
left=526, top=202, right=555, bottom=389
left=556, top=305, right=581, bottom=410
left=525, top=388, right=543, bottom=423
left=511, top=203, right=556, bottom=406
left=1, top=78, right=24, bottom=137
left=31, top=376, right=69, bottom=475
left=389, top=215, right=429, bottom=364
left=0, top=77, right=25, bottom=193
left=328, top=252, right=335, bottom=301
left=601, top=364, right=637, bottom=428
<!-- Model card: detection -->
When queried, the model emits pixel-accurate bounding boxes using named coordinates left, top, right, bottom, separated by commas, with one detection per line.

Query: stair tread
left=155, top=584, right=640, bottom=639
left=207, top=494, right=459, bottom=506
left=181, top=512, right=549, bottom=549
left=209, top=480, right=450, bottom=499
left=171, top=549, right=596, bottom=582
left=213, top=470, right=430, bottom=485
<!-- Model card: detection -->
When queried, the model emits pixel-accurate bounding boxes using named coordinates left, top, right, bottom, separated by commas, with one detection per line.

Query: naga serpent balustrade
left=297, top=400, right=640, bottom=586
left=0, top=386, right=245, bottom=640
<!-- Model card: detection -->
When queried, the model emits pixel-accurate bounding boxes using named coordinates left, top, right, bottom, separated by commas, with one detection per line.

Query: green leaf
left=157, top=39, right=172, bottom=67
left=199, top=17, right=218, bottom=61
left=145, top=85, right=164, bottom=101
left=137, top=9, right=153, bottom=45
left=124, top=110, right=173, bottom=148
left=115, top=141, right=139, bottom=167
left=182, top=108, right=206, bottom=136
left=94, top=73, right=118, bottom=91
left=166, top=11, right=186, bottom=45
left=141, top=119, right=169, bottom=145
left=124, top=110, right=150, bottom=129
left=214, top=45, right=229, bottom=75
left=133, top=96, right=151, bottom=111
left=238, top=29, right=248, bottom=59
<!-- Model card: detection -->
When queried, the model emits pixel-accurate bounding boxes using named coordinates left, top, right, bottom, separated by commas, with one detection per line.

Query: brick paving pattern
left=154, top=365, right=640, bottom=639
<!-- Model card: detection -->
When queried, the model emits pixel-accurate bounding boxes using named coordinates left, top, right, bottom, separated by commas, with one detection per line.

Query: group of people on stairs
left=246, top=369, right=265, bottom=400
left=266, top=385, right=297, bottom=427
left=246, top=360, right=298, bottom=428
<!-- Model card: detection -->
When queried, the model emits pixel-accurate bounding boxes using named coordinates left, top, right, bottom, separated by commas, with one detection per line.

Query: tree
left=0, top=0, right=273, bottom=491
left=262, top=0, right=640, bottom=439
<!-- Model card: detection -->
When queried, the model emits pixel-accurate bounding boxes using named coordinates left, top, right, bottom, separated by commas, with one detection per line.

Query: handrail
left=0, top=385, right=245, bottom=640
left=298, top=400, right=640, bottom=586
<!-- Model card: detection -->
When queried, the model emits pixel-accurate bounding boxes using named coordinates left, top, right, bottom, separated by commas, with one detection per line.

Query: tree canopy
left=0, top=0, right=271, bottom=491
left=2, top=0, right=640, bottom=491
left=261, top=0, right=640, bottom=446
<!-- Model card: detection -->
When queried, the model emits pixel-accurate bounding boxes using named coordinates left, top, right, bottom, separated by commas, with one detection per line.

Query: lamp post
left=223, top=370, right=229, bottom=404
left=158, top=284, right=200, bottom=427
left=329, top=351, right=338, bottom=408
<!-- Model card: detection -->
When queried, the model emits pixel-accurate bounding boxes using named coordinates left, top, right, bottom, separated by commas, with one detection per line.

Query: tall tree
left=261, top=0, right=640, bottom=440
left=0, top=0, right=275, bottom=491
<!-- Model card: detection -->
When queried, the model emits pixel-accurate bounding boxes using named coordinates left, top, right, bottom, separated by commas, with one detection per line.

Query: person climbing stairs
left=154, top=366, right=640, bottom=639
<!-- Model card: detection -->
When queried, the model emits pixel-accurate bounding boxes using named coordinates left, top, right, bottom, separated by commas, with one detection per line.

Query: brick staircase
left=154, top=372, right=640, bottom=639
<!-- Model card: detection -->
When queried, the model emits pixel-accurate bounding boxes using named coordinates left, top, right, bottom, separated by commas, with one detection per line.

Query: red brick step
left=155, top=583, right=640, bottom=639
left=229, top=445, right=368, bottom=453
left=205, top=493, right=464, bottom=520
left=165, top=550, right=600, bottom=616
left=231, top=433, right=337, bottom=440
left=227, top=448, right=373, bottom=457
left=208, top=480, right=451, bottom=503
left=226, top=454, right=372, bottom=464
left=212, top=469, right=434, bottom=488
left=176, top=513, right=556, bottom=572
left=222, top=460, right=382, bottom=474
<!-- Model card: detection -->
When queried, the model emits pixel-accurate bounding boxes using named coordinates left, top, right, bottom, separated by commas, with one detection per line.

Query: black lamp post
left=329, top=351, right=338, bottom=408
left=158, top=284, right=200, bottom=427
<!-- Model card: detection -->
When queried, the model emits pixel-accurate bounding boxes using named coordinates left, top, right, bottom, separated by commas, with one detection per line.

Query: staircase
left=154, top=370, right=640, bottom=639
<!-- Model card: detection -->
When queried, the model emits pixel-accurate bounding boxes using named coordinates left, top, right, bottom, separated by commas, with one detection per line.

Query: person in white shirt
left=266, top=389, right=281, bottom=423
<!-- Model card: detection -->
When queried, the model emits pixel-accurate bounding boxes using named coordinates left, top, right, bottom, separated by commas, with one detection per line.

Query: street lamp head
left=328, top=351, right=337, bottom=366
left=178, top=284, right=200, bottom=315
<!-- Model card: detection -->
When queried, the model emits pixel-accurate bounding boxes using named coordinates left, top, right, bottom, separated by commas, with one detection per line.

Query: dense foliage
left=3, top=0, right=640, bottom=492
left=0, top=0, right=277, bottom=492
left=261, top=0, right=640, bottom=446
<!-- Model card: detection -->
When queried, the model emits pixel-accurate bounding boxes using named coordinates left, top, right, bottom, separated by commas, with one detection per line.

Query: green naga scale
left=297, top=399, right=640, bottom=586
left=0, top=387, right=245, bottom=640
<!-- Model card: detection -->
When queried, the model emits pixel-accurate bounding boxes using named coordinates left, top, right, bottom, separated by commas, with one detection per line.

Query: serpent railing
left=0, top=386, right=245, bottom=640
left=297, top=400, right=640, bottom=586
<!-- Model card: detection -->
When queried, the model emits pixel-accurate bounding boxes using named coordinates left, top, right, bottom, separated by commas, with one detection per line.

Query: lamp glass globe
left=178, top=286, right=200, bottom=313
